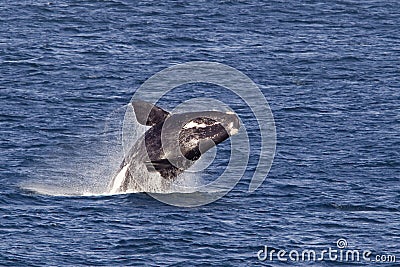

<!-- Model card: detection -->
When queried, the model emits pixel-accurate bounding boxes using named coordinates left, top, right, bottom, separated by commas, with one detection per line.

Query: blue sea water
left=1, top=0, right=399, bottom=266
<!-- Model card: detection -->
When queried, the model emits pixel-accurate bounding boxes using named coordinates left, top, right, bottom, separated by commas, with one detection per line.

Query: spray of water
left=20, top=103, right=215, bottom=197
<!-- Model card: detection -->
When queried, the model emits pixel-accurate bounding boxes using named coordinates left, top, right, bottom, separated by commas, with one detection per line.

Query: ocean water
left=1, top=0, right=399, bottom=266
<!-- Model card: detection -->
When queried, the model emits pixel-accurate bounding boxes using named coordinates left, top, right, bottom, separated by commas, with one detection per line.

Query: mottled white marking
left=225, top=111, right=235, bottom=115
left=228, top=122, right=238, bottom=135
left=229, top=128, right=238, bottom=135
left=183, top=121, right=220, bottom=129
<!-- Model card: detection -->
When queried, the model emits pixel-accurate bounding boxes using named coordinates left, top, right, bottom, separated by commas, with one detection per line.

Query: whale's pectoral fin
left=132, top=101, right=170, bottom=126
left=144, top=159, right=172, bottom=172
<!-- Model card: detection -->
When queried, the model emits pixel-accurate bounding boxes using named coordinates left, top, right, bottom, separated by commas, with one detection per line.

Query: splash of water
left=20, top=103, right=212, bottom=197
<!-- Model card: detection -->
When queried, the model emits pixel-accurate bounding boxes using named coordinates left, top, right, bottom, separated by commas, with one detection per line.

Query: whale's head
left=132, top=101, right=240, bottom=171
left=176, top=111, right=240, bottom=161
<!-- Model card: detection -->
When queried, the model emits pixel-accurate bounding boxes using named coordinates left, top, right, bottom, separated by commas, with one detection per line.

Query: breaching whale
left=107, top=100, right=240, bottom=194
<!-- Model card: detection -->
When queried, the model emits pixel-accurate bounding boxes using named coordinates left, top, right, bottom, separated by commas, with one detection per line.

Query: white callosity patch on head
left=228, top=122, right=238, bottom=135
left=183, top=120, right=220, bottom=129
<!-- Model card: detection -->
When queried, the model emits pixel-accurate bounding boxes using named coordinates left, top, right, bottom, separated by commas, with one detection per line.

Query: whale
left=107, top=100, right=240, bottom=194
